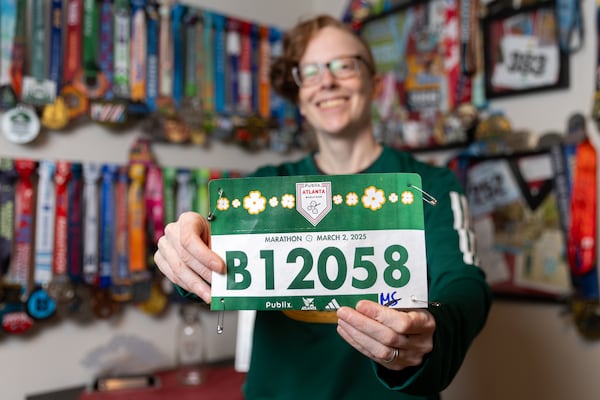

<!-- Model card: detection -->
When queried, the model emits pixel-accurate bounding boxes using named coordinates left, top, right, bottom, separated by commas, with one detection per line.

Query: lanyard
left=49, top=0, right=64, bottom=95
left=258, top=26, right=271, bottom=120
left=52, top=161, right=71, bottom=280
left=239, top=21, right=253, bottom=114
left=162, top=166, right=177, bottom=224
left=99, top=0, right=114, bottom=99
left=171, top=3, right=186, bottom=108
left=64, top=0, right=83, bottom=84
left=176, top=169, right=193, bottom=215
left=99, top=164, right=118, bottom=289
left=67, top=163, right=84, bottom=283
left=214, top=13, right=226, bottom=114
left=146, top=3, right=160, bottom=112
left=112, top=165, right=132, bottom=302
left=557, top=0, right=583, bottom=54
left=34, top=160, right=56, bottom=288
left=145, top=164, right=165, bottom=244
left=158, top=0, right=173, bottom=100
left=184, top=10, right=198, bottom=99
left=202, top=11, right=215, bottom=114
left=226, top=18, right=241, bottom=112
left=83, top=162, right=101, bottom=285
left=568, top=139, right=597, bottom=275
left=128, top=163, right=147, bottom=275
left=0, top=159, right=17, bottom=276
left=130, top=0, right=147, bottom=102
left=9, top=0, right=26, bottom=98
left=113, top=0, right=130, bottom=98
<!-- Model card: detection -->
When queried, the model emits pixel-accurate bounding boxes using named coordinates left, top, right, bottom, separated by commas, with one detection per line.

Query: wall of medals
left=0, top=137, right=236, bottom=335
left=0, top=0, right=303, bottom=153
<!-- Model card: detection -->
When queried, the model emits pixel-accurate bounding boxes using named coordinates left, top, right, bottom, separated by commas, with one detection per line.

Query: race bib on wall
left=209, top=173, right=428, bottom=311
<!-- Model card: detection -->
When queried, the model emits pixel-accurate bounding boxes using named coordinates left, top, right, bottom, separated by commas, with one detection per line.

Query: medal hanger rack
left=0, top=0, right=302, bottom=153
left=0, top=139, right=239, bottom=336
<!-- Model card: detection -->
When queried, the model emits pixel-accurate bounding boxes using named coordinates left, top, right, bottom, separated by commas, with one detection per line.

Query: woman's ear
left=371, top=74, right=383, bottom=100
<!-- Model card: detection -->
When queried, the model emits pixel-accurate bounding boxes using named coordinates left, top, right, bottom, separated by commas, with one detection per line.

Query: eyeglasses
left=292, top=55, right=373, bottom=87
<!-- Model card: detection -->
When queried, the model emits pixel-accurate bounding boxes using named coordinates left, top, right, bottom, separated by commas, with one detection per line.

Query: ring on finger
left=383, top=347, right=399, bottom=364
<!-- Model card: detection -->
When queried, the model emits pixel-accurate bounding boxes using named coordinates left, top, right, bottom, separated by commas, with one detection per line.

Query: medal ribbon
left=202, top=11, right=215, bottom=113
left=162, top=166, right=176, bottom=224
left=557, top=0, right=583, bottom=53
left=176, top=169, right=193, bottom=215
left=52, top=161, right=71, bottom=279
left=83, top=162, right=101, bottom=285
left=114, top=166, right=129, bottom=285
left=113, top=0, right=130, bottom=98
left=99, top=164, right=117, bottom=289
left=30, top=0, right=47, bottom=82
left=81, top=0, right=100, bottom=83
left=99, top=0, right=114, bottom=98
left=171, top=3, right=185, bottom=108
left=130, top=0, right=147, bottom=102
left=258, top=26, right=271, bottom=119
left=239, top=21, right=253, bottom=114
left=194, top=168, right=210, bottom=217
left=145, top=164, right=164, bottom=244
left=0, top=159, right=17, bottom=276
left=128, top=163, right=147, bottom=274
left=64, top=0, right=83, bottom=84
left=568, top=139, right=597, bottom=275
left=9, top=0, right=26, bottom=97
left=67, top=163, right=84, bottom=282
left=214, top=13, right=226, bottom=114
left=146, top=3, right=159, bottom=111
left=226, top=18, right=240, bottom=112
left=250, top=24, right=259, bottom=113
left=184, top=10, right=198, bottom=99
left=49, top=0, right=64, bottom=95
left=0, top=0, right=16, bottom=88
left=34, top=161, right=56, bottom=287
left=158, top=0, right=173, bottom=99
left=10, top=160, right=36, bottom=295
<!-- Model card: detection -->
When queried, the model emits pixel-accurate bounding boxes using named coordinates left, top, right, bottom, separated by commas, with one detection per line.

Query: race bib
left=209, top=173, right=429, bottom=311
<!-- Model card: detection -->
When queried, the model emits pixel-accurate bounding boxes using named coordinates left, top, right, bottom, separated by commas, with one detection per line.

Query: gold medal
left=42, top=97, right=70, bottom=130
left=282, top=310, right=338, bottom=324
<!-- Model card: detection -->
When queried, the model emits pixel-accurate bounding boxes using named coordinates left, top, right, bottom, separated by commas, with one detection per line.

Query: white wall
left=2, top=1, right=600, bottom=399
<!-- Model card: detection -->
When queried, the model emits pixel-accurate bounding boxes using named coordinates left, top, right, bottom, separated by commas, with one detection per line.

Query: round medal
left=26, top=287, right=57, bottom=320
left=42, top=97, right=70, bottom=130
left=1, top=105, right=41, bottom=144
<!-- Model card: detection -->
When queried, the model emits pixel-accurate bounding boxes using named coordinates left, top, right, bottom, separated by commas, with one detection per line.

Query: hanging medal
left=22, top=0, right=56, bottom=106
left=179, top=7, right=205, bottom=145
left=61, top=0, right=89, bottom=121
left=137, top=163, right=168, bottom=315
left=89, top=0, right=128, bottom=127
left=0, top=159, right=17, bottom=276
left=0, top=0, right=18, bottom=110
left=93, top=164, right=119, bottom=318
left=27, top=160, right=58, bottom=321
left=128, top=162, right=152, bottom=303
left=201, top=10, right=216, bottom=134
left=2, top=160, right=35, bottom=333
left=73, top=0, right=109, bottom=100
left=66, top=162, right=94, bottom=323
left=111, top=166, right=132, bottom=302
left=42, top=0, right=71, bottom=131
left=113, top=0, right=130, bottom=99
left=82, top=162, right=101, bottom=286
left=47, top=161, right=77, bottom=315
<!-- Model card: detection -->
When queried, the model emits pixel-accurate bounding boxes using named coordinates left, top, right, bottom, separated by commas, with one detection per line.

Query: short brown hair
left=269, top=14, right=376, bottom=103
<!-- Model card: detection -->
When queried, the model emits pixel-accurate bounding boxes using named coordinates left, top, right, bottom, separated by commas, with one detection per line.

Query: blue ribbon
left=213, top=13, right=227, bottom=114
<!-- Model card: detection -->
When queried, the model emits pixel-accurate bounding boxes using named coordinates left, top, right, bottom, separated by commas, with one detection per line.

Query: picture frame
left=481, top=0, right=570, bottom=99
left=358, top=0, right=473, bottom=151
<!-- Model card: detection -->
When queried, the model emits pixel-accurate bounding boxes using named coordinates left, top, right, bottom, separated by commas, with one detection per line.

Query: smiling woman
left=154, top=13, right=491, bottom=400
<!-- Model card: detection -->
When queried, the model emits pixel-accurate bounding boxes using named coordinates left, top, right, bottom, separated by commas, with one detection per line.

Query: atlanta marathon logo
left=296, top=181, right=332, bottom=226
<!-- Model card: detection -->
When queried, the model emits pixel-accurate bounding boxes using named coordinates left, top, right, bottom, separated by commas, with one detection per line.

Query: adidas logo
left=324, top=298, right=340, bottom=310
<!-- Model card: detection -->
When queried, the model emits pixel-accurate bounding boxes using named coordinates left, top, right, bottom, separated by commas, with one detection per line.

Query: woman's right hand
left=154, top=211, right=226, bottom=303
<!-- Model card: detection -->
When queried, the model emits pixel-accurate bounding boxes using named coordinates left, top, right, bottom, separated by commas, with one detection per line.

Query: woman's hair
left=269, top=14, right=376, bottom=103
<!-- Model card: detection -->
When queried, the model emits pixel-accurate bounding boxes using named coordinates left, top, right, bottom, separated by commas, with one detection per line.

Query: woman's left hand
left=336, top=300, right=436, bottom=370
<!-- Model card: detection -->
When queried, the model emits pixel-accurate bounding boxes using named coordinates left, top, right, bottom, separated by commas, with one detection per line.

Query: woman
left=155, top=14, right=491, bottom=400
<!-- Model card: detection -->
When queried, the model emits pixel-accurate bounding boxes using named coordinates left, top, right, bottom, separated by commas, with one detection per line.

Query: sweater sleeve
left=374, top=166, right=492, bottom=395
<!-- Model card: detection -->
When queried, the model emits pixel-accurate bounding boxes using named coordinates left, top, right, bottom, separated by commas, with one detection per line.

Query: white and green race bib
left=209, top=173, right=428, bottom=311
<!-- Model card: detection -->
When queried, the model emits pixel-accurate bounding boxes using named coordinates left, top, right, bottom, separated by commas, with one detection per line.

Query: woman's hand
left=153, top=211, right=226, bottom=303
left=336, top=300, right=436, bottom=370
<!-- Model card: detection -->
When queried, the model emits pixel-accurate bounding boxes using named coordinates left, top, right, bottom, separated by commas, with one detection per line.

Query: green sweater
left=243, top=146, right=491, bottom=399
left=178, top=146, right=491, bottom=399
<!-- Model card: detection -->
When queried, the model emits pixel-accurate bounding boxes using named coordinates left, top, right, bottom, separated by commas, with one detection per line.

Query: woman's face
left=296, top=26, right=378, bottom=139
